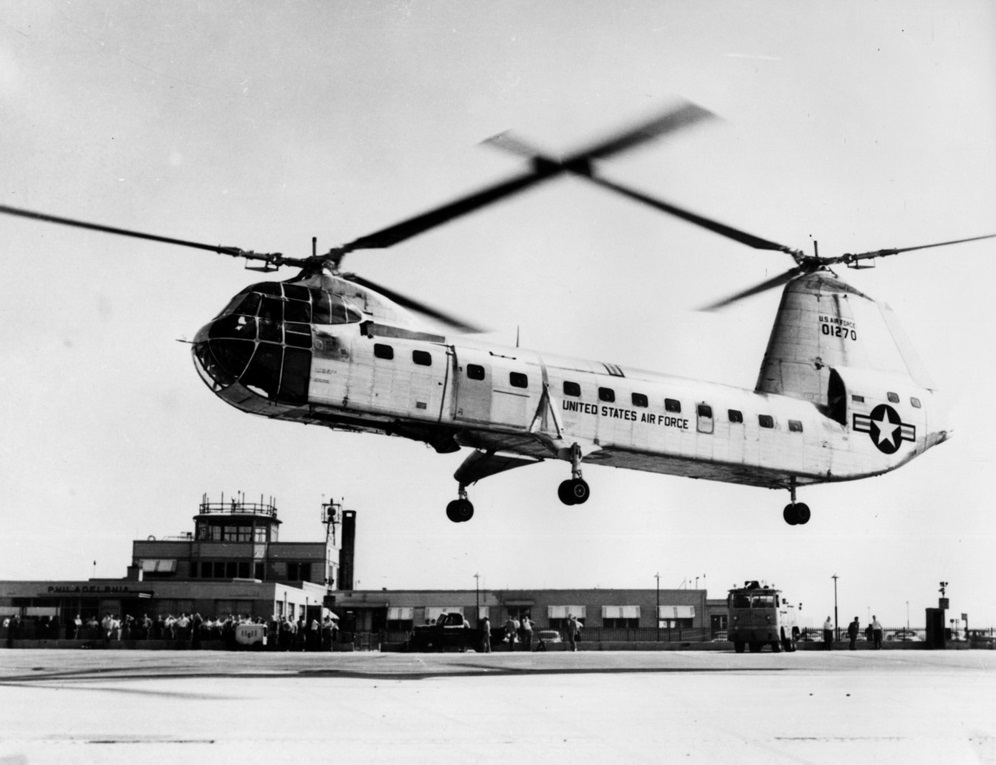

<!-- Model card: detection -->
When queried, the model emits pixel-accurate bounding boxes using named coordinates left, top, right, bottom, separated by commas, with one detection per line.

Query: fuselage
left=191, top=272, right=947, bottom=494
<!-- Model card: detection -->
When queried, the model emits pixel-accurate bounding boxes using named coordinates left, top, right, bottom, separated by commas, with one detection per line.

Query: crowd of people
left=2, top=611, right=341, bottom=650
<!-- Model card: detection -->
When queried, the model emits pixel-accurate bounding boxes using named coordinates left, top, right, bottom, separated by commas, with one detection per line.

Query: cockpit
left=192, top=280, right=362, bottom=405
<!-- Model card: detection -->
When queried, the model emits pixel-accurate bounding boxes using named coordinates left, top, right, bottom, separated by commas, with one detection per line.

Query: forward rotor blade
left=589, top=177, right=800, bottom=255
left=339, top=169, right=560, bottom=252
left=0, top=203, right=288, bottom=266
left=573, top=101, right=715, bottom=162
left=341, top=101, right=715, bottom=252
left=837, top=233, right=996, bottom=266
left=347, top=274, right=485, bottom=333
left=701, top=265, right=808, bottom=311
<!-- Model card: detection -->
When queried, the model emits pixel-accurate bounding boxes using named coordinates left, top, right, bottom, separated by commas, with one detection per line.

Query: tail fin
left=755, top=271, right=934, bottom=405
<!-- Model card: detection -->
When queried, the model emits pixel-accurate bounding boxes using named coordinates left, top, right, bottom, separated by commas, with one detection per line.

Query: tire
left=558, top=480, right=577, bottom=506
left=734, top=640, right=745, bottom=653
left=446, top=499, right=474, bottom=522
left=570, top=479, right=590, bottom=504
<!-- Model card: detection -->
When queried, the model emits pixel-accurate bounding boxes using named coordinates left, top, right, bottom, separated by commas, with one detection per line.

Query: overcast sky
left=2, top=1, right=994, bottom=628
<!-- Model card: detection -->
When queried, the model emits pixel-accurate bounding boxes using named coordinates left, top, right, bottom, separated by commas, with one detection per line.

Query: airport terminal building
left=0, top=494, right=723, bottom=646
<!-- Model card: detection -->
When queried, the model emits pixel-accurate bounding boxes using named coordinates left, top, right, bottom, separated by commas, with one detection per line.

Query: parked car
left=885, top=630, right=922, bottom=642
left=534, top=629, right=562, bottom=650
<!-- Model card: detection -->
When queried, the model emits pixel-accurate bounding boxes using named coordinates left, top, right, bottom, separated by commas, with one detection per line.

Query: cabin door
left=451, top=348, right=493, bottom=423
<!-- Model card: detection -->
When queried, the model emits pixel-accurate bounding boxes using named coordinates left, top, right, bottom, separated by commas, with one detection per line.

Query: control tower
left=132, top=492, right=342, bottom=587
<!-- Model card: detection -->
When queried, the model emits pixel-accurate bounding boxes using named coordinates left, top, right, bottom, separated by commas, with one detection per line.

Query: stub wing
left=454, top=449, right=543, bottom=488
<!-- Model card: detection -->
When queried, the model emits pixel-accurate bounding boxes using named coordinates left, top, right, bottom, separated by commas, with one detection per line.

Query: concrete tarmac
left=1, top=649, right=994, bottom=764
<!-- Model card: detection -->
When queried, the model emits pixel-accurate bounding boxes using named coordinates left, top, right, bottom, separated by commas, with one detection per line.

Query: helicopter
left=3, top=100, right=993, bottom=526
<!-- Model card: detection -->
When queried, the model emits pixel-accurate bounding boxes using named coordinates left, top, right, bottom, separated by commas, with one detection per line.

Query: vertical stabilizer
left=755, top=271, right=932, bottom=405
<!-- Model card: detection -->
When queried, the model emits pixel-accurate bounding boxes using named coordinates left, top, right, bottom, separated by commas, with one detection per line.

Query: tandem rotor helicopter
left=4, top=101, right=994, bottom=525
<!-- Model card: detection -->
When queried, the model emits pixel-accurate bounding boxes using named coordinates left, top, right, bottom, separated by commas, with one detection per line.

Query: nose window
left=285, top=299, right=311, bottom=323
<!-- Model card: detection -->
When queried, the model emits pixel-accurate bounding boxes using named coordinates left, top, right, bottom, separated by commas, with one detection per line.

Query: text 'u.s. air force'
left=562, top=400, right=688, bottom=429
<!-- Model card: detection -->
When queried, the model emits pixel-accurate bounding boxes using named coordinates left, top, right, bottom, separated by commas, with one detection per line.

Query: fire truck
left=727, top=581, right=799, bottom=653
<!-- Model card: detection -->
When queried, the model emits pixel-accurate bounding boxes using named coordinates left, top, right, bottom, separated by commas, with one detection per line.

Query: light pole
left=655, top=572, right=660, bottom=643
left=832, top=574, right=839, bottom=642
left=474, top=573, right=480, bottom=622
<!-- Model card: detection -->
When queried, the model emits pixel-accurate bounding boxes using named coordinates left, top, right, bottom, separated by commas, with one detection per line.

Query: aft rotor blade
left=701, top=265, right=808, bottom=311
left=347, top=274, right=485, bottom=333
left=838, top=233, right=996, bottom=265
left=589, top=177, right=800, bottom=255
left=0, top=203, right=287, bottom=266
left=341, top=102, right=715, bottom=252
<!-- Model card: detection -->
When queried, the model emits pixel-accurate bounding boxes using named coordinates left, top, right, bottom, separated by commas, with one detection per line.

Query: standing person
left=520, top=614, right=533, bottom=652
left=823, top=616, right=834, bottom=650
left=871, top=615, right=883, bottom=649
left=480, top=616, right=491, bottom=653
left=504, top=617, right=518, bottom=650
left=191, top=613, right=203, bottom=649
left=566, top=614, right=582, bottom=652
left=847, top=617, right=860, bottom=650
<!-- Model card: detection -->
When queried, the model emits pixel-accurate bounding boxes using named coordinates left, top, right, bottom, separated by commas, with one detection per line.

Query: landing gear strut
left=446, top=485, right=474, bottom=523
left=558, top=443, right=590, bottom=506
left=783, top=482, right=810, bottom=525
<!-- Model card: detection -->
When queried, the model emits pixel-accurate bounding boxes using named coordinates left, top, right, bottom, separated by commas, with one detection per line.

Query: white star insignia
left=871, top=410, right=901, bottom=448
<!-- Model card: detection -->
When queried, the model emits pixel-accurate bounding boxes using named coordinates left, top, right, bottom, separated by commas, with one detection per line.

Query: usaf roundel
left=852, top=404, right=916, bottom=455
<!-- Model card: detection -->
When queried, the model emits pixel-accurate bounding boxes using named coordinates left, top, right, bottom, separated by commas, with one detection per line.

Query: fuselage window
left=632, top=393, right=648, bottom=407
left=598, top=387, right=615, bottom=403
left=510, top=372, right=528, bottom=388
left=373, top=343, right=394, bottom=360
left=564, top=381, right=581, bottom=397
left=759, top=414, right=775, bottom=429
left=911, top=397, right=922, bottom=409
left=788, top=419, right=803, bottom=433
left=728, top=409, right=744, bottom=423
left=852, top=394, right=865, bottom=403
left=413, top=350, right=432, bottom=366
left=467, top=364, right=485, bottom=381
left=887, top=392, right=900, bottom=404
left=697, top=404, right=712, bottom=418
left=665, top=398, right=681, bottom=413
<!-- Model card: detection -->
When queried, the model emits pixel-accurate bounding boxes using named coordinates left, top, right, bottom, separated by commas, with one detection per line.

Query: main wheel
left=445, top=499, right=474, bottom=523
left=569, top=478, right=590, bottom=504
left=734, top=640, right=745, bottom=654
left=783, top=504, right=798, bottom=525
left=558, top=480, right=578, bottom=505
